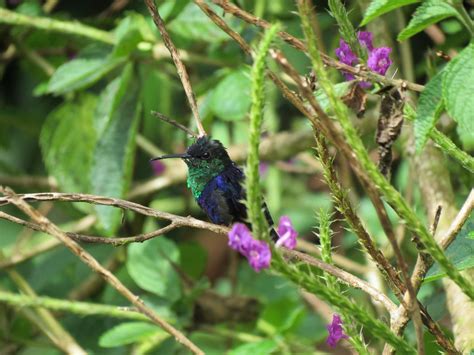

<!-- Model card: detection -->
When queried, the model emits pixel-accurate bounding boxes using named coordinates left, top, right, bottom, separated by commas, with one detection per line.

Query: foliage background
left=0, top=0, right=472, bottom=354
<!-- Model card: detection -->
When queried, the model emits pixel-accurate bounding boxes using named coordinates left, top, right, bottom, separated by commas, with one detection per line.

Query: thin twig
left=144, top=0, right=206, bottom=136
left=152, top=111, right=198, bottom=138
left=0, top=187, right=204, bottom=355
left=430, top=205, right=442, bottom=236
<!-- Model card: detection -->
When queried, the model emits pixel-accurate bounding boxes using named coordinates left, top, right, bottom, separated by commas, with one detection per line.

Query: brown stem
left=144, top=0, right=206, bottom=137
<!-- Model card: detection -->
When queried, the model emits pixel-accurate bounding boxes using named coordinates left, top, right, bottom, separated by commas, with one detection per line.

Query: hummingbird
left=151, top=136, right=277, bottom=239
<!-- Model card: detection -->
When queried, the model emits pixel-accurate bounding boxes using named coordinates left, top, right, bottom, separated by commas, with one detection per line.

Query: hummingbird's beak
left=150, top=153, right=191, bottom=161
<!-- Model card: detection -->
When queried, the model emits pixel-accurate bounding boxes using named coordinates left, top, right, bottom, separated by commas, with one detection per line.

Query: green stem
left=297, top=0, right=474, bottom=301
left=405, top=104, right=474, bottom=173
left=0, top=8, right=115, bottom=45
left=0, top=290, right=150, bottom=321
left=452, top=2, right=474, bottom=36
left=246, top=23, right=281, bottom=239
left=273, top=253, right=415, bottom=353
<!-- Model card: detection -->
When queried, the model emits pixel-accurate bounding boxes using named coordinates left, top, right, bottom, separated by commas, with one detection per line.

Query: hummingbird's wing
left=197, top=165, right=247, bottom=225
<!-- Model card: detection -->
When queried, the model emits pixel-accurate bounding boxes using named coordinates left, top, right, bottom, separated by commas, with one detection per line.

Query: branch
left=0, top=191, right=397, bottom=314
left=144, top=0, right=206, bottom=136
left=209, top=0, right=424, bottom=92
left=0, top=187, right=204, bottom=355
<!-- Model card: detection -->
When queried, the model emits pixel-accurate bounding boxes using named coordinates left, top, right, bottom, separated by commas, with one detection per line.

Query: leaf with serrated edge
left=127, top=237, right=181, bottom=300
left=443, top=42, right=474, bottom=135
left=398, top=0, right=458, bottom=40
left=415, top=70, right=445, bottom=151
left=47, top=57, right=124, bottom=94
left=90, top=63, right=141, bottom=234
left=361, top=0, right=420, bottom=26
left=40, top=94, right=97, bottom=194
left=425, top=214, right=474, bottom=282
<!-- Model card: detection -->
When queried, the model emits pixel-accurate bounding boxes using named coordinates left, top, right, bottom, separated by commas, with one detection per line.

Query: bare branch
left=1, top=191, right=397, bottom=314
left=144, top=0, right=206, bottom=136
left=151, top=111, right=198, bottom=138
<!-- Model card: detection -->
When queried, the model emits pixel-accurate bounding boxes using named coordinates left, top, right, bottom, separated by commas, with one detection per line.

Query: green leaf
left=40, top=94, right=97, bottom=193
left=47, top=57, right=124, bottom=95
left=169, top=2, right=239, bottom=43
left=361, top=0, right=420, bottom=26
left=210, top=68, right=251, bottom=121
left=90, top=63, right=141, bottom=234
left=425, top=214, right=474, bottom=282
left=398, top=0, right=458, bottom=41
left=99, top=322, right=164, bottom=347
left=258, top=298, right=305, bottom=334
left=228, top=340, right=278, bottom=355
left=443, top=42, right=474, bottom=136
left=178, top=241, right=207, bottom=279
left=415, top=70, right=445, bottom=151
left=113, top=13, right=154, bottom=58
left=127, top=237, right=181, bottom=301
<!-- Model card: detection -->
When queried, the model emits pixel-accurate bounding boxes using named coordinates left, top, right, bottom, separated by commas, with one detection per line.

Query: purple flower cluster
left=326, top=314, right=349, bottom=348
left=335, top=31, right=392, bottom=86
left=228, top=216, right=298, bottom=272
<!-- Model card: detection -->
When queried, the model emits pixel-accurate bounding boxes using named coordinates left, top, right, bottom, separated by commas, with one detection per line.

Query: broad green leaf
left=398, top=0, right=458, bottom=41
left=228, top=340, right=278, bottom=355
left=169, top=2, right=239, bottom=43
left=425, top=214, right=474, bottom=282
left=113, top=13, right=155, bottom=58
left=127, top=237, right=181, bottom=300
left=258, top=298, right=305, bottom=334
left=415, top=70, right=445, bottom=151
left=210, top=68, right=251, bottom=121
left=443, top=42, right=474, bottom=135
left=47, top=57, right=124, bottom=95
left=40, top=94, right=97, bottom=193
left=178, top=241, right=207, bottom=279
left=99, top=322, right=164, bottom=347
left=91, top=63, right=141, bottom=233
left=361, top=0, right=420, bottom=26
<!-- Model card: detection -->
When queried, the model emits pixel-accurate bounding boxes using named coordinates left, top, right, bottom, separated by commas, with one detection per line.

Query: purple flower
left=367, top=47, right=392, bottom=75
left=228, top=223, right=253, bottom=254
left=326, top=314, right=349, bottom=348
left=151, top=160, right=166, bottom=176
left=357, top=31, right=374, bottom=52
left=276, top=216, right=298, bottom=249
left=245, top=238, right=271, bottom=272
left=335, top=39, right=358, bottom=67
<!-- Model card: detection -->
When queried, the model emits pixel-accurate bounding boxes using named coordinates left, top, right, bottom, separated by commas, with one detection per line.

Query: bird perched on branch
left=151, top=136, right=277, bottom=240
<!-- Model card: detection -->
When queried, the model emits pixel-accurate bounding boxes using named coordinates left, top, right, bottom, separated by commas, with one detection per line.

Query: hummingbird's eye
left=202, top=152, right=210, bottom=160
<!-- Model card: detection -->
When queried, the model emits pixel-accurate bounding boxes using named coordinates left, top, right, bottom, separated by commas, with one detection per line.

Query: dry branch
left=0, top=187, right=204, bottom=355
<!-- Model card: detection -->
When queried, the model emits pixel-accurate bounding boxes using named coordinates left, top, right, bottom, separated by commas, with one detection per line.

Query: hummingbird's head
left=151, top=136, right=232, bottom=173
